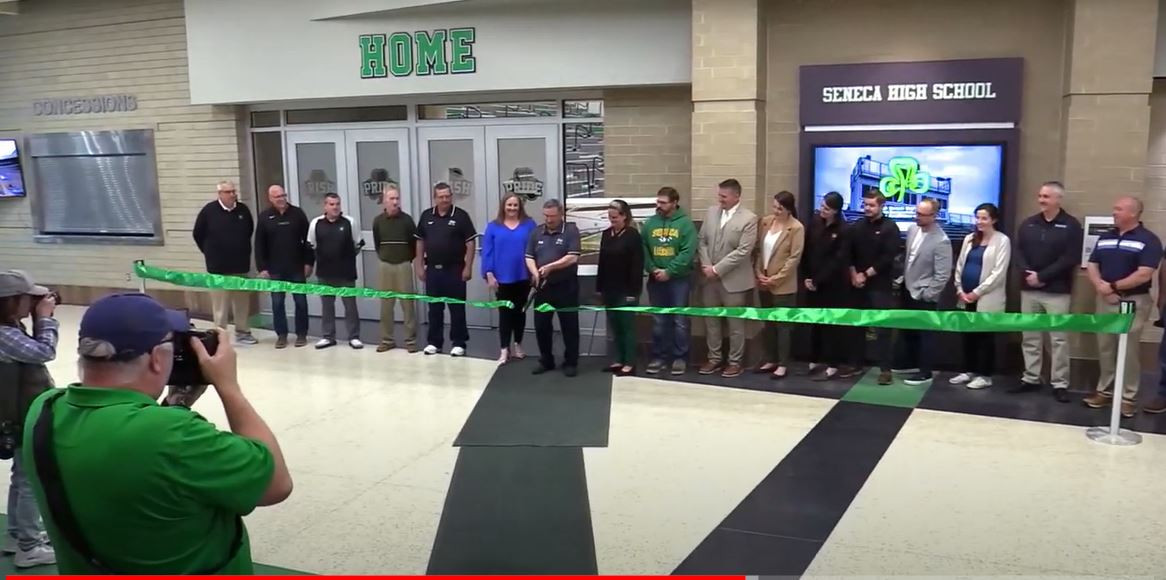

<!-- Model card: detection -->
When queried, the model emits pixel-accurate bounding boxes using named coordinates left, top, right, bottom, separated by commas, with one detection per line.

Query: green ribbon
left=134, top=262, right=1133, bottom=334
left=133, top=262, right=514, bottom=309
left=534, top=304, right=1133, bottom=334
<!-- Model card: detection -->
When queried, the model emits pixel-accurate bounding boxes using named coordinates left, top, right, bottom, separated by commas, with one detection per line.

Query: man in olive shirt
left=23, top=293, right=292, bottom=574
left=372, top=184, right=420, bottom=352
left=526, top=199, right=582, bottom=377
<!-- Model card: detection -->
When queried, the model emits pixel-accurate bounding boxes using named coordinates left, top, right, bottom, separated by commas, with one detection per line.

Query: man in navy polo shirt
left=415, top=182, right=478, bottom=357
left=1085, top=196, right=1162, bottom=417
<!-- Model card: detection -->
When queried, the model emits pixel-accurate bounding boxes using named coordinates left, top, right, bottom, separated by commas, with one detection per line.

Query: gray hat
left=0, top=270, right=49, bottom=298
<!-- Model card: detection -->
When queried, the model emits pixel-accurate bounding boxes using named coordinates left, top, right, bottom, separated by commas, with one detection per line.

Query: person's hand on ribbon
left=258, top=270, right=270, bottom=279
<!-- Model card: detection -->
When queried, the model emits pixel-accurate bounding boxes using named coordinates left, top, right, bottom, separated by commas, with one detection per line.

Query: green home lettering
left=360, top=27, right=476, bottom=79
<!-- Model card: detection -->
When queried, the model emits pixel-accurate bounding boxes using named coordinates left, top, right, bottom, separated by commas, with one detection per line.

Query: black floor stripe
left=455, top=359, right=613, bottom=447
left=426, top=447, right=598, bottom=574
left=674, top=402, right=912, bottom=575
left=919, top=371, right=1166, bottom=434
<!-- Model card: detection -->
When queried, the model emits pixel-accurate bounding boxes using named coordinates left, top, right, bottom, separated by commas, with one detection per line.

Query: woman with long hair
left=0, top=270, right=58, bottom=567
left=596, top=199, right=644, bottom=376
left=481, top=193, right=537, bottom=364
left=754, top=191, right=805, bottom=379
left=801, top=191, right=855, bottom=381
left=951, top=203, right=1011, bottom=389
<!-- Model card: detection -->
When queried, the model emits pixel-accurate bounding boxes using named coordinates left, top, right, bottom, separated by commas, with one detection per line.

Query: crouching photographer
left=23, top=292, right=293, bottom=574
left=0, top=270, right=59, bottom=568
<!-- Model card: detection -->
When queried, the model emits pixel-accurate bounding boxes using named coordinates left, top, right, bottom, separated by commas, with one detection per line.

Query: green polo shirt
left=22, top=385, right=275, bottom=575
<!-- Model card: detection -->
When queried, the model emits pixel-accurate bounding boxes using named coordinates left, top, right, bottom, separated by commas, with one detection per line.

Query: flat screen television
left=812, top=144, right=1004, bottom=239
left=0, top=139, right=26, bottom=199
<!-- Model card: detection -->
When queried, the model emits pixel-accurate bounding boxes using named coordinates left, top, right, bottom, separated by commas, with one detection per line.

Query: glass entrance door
left=285, top=131, right=348, bottom=319
left=416, top=126, right=491, bottom=328
left=345, top=128, right=411, bottom=321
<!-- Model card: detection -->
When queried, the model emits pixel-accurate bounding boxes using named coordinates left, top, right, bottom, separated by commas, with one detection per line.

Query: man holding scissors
left=526, top=199, right=582, bottom=377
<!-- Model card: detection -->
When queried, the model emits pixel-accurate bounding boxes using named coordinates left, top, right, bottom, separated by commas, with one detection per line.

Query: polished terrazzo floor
left=2, top=305, right=1164, bottom=577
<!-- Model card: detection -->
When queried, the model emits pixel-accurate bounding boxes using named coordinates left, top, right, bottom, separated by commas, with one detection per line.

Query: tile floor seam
left=717, top=526, right=826, bottom=544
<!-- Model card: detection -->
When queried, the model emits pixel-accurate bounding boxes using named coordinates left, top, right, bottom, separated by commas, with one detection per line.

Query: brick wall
left=0, top=0, right=242, bottom=291
left=602, top=87, right=693, bottom=204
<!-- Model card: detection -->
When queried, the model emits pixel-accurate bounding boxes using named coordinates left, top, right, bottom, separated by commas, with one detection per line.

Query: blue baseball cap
left=79, top=293, right=191, bottom=360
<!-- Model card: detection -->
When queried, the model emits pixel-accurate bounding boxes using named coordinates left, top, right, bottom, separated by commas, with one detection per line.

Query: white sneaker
left=892, top=368, right=920, bottom=375
left=5, top=532, right=48, bottom=554
left=14, top=543, right=56, bottom=568
left=423, top=345, right=439, bottom=355
left=450, top=346, right=466, bottom=357
left=949, top=372, right=974, bottom=385
left=966, top=376, right=993, bottom=390
left=349, top=339, right=364, bottom=350
left=314, top=338, right=336, bottom=349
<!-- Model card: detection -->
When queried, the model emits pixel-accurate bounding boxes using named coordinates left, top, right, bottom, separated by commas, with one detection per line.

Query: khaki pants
left=378, top=261, right=417, bottom=347
left=211, top=289, right=251, bottom=334
left=703, top=282, right=749, bottom=365
left=1020, top=291, right=1072, bottom=389
left=1095, top=293, right=1153, bottom=401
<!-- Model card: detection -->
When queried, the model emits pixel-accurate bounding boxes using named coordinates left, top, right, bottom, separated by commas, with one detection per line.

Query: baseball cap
left=0, top=270, right=49, bottom=298
left=79, top=293, right=191, bottom=360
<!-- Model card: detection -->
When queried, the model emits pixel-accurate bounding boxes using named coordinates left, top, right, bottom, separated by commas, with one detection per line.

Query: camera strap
left=32, top=390, right=245, bottom=574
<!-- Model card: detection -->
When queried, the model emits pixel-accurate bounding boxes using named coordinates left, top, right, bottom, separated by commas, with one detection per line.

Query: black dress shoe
left=532, top=365, right=555, bottom=375
left=562, top=366, right=578, bottom=377
left=1008, top=381, right=1042, bottom=394
left=1053, top=388, right=1070, bottom=403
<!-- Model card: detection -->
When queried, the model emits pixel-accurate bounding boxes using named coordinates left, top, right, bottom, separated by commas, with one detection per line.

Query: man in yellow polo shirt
left=22, top=293, right=293, bottom=574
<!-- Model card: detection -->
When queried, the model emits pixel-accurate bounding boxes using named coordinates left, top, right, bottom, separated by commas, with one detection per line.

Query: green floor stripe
left=840, top=369, right=933, bottom=409
left=0, top=514, right=313, bottom=576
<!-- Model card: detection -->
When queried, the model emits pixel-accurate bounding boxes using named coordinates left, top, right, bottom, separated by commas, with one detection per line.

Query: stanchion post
left=1086, top=300, right=1142, bottom=446
left=135, top=260, right=146, bottom=293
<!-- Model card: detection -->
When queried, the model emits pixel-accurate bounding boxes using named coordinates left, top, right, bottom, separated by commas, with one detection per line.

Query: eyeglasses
left=916, top=212, right=935, bottom=218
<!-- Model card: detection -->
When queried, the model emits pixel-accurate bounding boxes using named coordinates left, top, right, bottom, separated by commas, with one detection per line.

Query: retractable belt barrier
left=133, top=261, right=1133, bottom=335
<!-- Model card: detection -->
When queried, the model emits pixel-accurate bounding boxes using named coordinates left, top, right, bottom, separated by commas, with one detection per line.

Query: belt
left=427, top=263, right=464, bottom=270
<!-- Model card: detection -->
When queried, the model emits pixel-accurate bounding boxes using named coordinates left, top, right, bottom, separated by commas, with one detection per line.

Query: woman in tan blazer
left=754, top=190, right=805, bottom=379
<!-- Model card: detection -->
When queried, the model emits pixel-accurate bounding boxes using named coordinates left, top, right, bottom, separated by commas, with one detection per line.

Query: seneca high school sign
left=359, top=28, right=476, bottom=78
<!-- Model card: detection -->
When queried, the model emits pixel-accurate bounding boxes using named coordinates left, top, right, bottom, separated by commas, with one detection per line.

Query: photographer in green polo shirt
left=22, top=293, right=293, bottom=574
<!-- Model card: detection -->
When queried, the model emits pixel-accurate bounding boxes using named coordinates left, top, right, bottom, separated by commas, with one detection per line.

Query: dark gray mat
left=426, top=447, right=598, bottom=574
left=454, top=359, right=612, bottom=447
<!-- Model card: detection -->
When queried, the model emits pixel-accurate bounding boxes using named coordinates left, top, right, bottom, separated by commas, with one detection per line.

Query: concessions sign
left=799, top=58, right=1023, bottom=126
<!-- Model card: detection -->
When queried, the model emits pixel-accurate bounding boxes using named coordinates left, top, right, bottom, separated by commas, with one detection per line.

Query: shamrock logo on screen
left=878, top=156, right=930, bottom=203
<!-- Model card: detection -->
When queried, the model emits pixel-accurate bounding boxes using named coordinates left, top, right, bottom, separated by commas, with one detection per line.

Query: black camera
left=168, top=329, right=219, bottom=388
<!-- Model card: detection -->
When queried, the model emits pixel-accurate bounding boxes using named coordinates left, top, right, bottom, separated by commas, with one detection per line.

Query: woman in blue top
left=482, top=193, right=537, bottom=364
left=952, top=203, right=1011, bottom=390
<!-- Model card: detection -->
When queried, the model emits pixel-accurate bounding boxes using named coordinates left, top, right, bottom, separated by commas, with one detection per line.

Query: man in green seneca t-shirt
left=22, top=293, right=293, bottom=575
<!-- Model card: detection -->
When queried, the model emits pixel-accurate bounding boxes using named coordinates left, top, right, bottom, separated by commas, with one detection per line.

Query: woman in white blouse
left=753, top=191, right=804, bottom=379
left=951, top=202, right=1011, bottom=390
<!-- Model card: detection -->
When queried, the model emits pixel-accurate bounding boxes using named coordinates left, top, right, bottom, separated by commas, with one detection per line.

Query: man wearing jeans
left=896, top=199, right=951, bottom=386
left=1012, top=181, right=1082, bottom=402
left=642, top=186, right=697, bottom=375
left=254, top=185, right=313, bottom=349
left=1085, top=196, right=1161, bottom=418
left=372, top=184, right=419, bottom=353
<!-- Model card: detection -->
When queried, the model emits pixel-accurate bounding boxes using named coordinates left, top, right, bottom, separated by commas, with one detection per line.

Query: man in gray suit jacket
left=897, top=198, right=952, bottom=385
left=697, top=179, right=758, bottom=378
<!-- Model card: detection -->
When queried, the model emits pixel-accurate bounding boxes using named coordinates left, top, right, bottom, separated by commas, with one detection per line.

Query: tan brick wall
left=765, top=0, right=1068, bottom=223
left=691, top=0, right=766, bottom=212
left=0, top=0, right=243, bottom=290
left=602, top=86, right=693, bottom=204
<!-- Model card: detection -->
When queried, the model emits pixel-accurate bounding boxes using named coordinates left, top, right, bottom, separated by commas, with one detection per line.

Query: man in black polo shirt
left=1012, top=181, right=1082, bottom=402
left=1085, top=196, right=1162, bottom=417
left=415, top=183, right=478, bottom=356
left=254, top=185, right=314, bottom=349
left=525, top=199, right=582, bottom=377
left=848, top=190, right=902, bottom=385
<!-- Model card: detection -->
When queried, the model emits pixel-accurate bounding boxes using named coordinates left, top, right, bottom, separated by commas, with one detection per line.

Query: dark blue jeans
left=271, top=272, right=308, bottom=338
left=426, top=265, right=468, bottom=349
left=647, top=275, right=690, bottom=362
